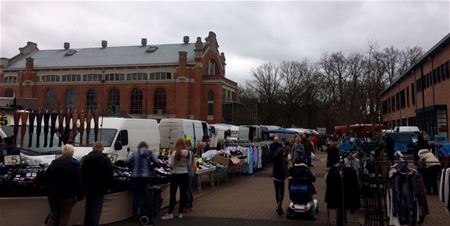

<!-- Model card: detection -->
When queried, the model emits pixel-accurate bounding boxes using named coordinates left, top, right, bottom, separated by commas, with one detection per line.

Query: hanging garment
left=325, top=166, right=361, bottom=212
left=13, top=111, right=20, bottom=146
left=93, top=112, right=99, bottom=142
left=79, top=111, right=85, bottom=146
left=20, top=111, right=29, bottom=147
left=86, top=112, right=92, bottom=145
left=49, top=112, right=58, bottom=147
left=71, top=111, right=78, bottom=144
left=253, top=147, right=258, bottom=169
left=445, top=168, right=450, bottom=207
left=246, top=147, right=253, bottom=174
left=28, top=111, right=36, bottom=147
left=58, top=111, right=64, bottom=147
left=43, top=112, right=50, bottom=147
left=35, top=112, right=43, bottom=148
left=258, top=146, right=263, bottom=169
left=439, top=169, right=446, bottom=202
left=64, top=112, right=71, bottom=144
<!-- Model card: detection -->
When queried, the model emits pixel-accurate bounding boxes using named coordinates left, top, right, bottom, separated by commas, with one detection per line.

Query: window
left=108, top=89, right=120, bottom=114
left=208, top=60, right=216, bottom=75
left=4, top=90, right=14, bottom=97
left=86, top=89, right=97, bottom=112
left=446, top=61, right=450, bottom=79
left=400, top=90, right=406, bottom=109
left=396, top=93, right=400, bottom=110
left=153, top=88, right=166, bottom=114
left=207, top=90, right=214, bottom=116
left=4, top=76, right=17, bottom=83
left=411, top=83, right=415, bottom=105
left=406, top=88, right=409, bottom=107
left=391, top=96, right=395, bottom=112
left=44, top=90, right=55, bottom=110
left=130, top=89, right=143, bottom=114
left=65, top=89, right=76, bottom=111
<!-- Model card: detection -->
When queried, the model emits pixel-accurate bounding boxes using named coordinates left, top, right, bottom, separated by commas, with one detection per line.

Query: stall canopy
left=263, top=128, right=299, bottom=135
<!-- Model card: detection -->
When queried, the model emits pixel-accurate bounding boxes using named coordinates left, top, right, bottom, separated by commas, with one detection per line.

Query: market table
left=0, top=191, right=133, bottom=226
left=195, top=167, right=216, bottom=192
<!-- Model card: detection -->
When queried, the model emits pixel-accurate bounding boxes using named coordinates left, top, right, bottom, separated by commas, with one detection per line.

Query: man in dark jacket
left=269, top=136, right=283, bottom=160
left=44, top=144, right=83, bottom=226
left=81, top=141, right=113, bottom=226
left=302, top=135, right=314, bottom=167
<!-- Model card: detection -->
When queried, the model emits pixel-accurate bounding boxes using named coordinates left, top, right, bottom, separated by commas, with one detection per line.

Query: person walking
left=126, top=141, right=161, bottom=217
left=272, top=147, right=288, bottom=216
left=302, top=135, right=314, bottom=167
left=184, top=139, right=195, bottom=212
left=44, top=144, right=83, bottom=226
left=161, top=138, right=190, bottom=220
left=270, top=136, right=283, bottom=160
left=418, top=149, right=442, bottom=195
left=80, top=141, right=113, bottom=226
left=290, top=136, right=305, bottom=165
left=326, top=142, right=340, bottom=168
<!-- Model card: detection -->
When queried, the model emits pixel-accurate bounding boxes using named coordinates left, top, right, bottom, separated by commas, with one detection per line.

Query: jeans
left=84, top=195, right=105, bottom=226
left=47, top=197, right=76, bottom=226
left=168, top=173, right=189, bottom=214
left=273, top=179, right=285, bottom=206
left=185, top=175, right=194, bottom=209
left=131, top=177, right=149, bottom=216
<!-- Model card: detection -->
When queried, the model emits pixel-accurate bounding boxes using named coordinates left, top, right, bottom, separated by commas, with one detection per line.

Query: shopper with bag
left=184, top=138, right=195, bottom=212
left=44, top=144, right=83, bottom=226
left=161, top=138, right=190, bottom=220
left=126, top=141, right=161, bottom=217
left=81, top=141, right=113, bottom=226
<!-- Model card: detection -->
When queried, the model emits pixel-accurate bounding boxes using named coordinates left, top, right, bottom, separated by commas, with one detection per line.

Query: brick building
left=380, top=33, right=450, bottom=139
left=0, top=32, right=239, bottom=123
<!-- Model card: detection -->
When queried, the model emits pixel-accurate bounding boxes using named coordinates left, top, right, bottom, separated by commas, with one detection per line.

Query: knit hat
left=93, top=141, right=104, bottom=151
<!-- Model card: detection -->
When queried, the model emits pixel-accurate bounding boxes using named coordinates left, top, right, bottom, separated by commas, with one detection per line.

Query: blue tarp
left=440, top=144, right=450, bottom=157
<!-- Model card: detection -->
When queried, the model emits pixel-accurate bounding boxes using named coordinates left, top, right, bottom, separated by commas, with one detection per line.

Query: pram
left=286, top=177, right=318, bottom=220
left=139, top=185, right=163, bottom=226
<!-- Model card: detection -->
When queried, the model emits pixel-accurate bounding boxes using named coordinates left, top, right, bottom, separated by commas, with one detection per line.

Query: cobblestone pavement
left=109, top=152, right=450, bottom=226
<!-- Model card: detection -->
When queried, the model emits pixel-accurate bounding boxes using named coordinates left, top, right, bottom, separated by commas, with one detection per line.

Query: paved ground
left=108, top=152, right=450, bottom=226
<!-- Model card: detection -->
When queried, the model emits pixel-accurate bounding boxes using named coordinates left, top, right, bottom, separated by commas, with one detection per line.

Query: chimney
left=179, top=51, right=187, bottom=67
left=183, top=36, right=189, bottom=44
left=141, top=38, right=147, bottom=46
left=101, top=40, right=107, bottom=48
left=64, top=42, right=70, bottom=50
left=195, top=37, right=203, bottom=51
left=19, top=41, right=38, bottom=55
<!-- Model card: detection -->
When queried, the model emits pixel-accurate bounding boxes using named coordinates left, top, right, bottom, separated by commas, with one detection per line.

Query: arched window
left=208, top=90, right=214, bottom=116
left=86, top=89, right=97, bottom=112
left=153, top=88, right=166, bottom=114
left=44, top=90, right=55, bottom=110
left=4, top=90, right=14, bottom=97
left=208, top=59, right=216, bottom=76
left=108, top=89, right=120, bottom=114
left=65, top=89, right=76, bottom=111
left=130, top=88, right=143, bottom=114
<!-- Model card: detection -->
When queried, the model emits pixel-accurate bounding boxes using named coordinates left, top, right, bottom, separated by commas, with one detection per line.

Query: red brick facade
left=380, top=33, right=450, bottom=138
left=0, top=32, right=238, bottom=123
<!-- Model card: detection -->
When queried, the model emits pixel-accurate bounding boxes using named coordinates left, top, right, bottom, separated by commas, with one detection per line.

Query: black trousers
left=273, top=179, right=285, bottom=206
left=47, top=197, right=76, bottom=226
left=424, top=165, right=442, bottom=195
left=84, top=195, right=105, bottom=226
left=168, top=173, right=189, bottom=214
left=184, top=175, right=194, bottom=209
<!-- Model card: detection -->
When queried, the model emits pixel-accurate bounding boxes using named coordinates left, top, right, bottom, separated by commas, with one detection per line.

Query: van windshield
left=73, top=129, right=117, bottom=147
left=1, top=126, right=61, bottom=155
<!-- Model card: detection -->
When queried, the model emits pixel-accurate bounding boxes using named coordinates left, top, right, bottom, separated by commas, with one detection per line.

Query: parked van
left=0, top=117, right=160, bottom=164
left=394, top=126, right=420, bottom=133
left=210, top=123, right=239, bottom=147
left=159, top=118, right=209, bottom=149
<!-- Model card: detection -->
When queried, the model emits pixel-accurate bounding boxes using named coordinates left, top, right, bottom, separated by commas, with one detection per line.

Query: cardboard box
left=213, top=154, right=230, bottom=167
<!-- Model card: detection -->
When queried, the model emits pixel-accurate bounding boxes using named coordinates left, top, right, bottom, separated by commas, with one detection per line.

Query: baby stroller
left=286, top=177, right=318, bottom=220
left=139, top=185, right=163, bottom=226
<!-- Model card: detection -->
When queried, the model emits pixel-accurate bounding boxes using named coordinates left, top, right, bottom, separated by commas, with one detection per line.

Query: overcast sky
left=1, top=0, right=449, bottom=84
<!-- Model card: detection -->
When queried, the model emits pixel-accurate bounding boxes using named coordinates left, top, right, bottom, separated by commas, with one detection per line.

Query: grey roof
left=5, top=43, right=198, bottom=70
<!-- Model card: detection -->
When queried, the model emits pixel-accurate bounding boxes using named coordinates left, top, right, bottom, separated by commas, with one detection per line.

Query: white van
left=210, top=123, right=239, bottom=147
left=239, top=126, right=250, bottom=141
left=0, top=117, right=160, bottom=164
left=394, top=126, right=420, bottom=133
left=159, top=118, right=209, bottom=149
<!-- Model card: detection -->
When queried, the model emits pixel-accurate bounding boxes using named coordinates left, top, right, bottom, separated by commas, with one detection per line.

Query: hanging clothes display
left=258, top=146, right=263, bottom=169
left=43, top=112, right=50, bottom=147
left=13, top=111, right=20, bottom=146
left=20, top=111, right=28, bottom=147
left=325, top=165, right=361, bottom=211
left=86, top=111, right=92, bottom=145
left=28, top=111, right=36, bottom=147
left=58, top=111, right=64, bottom=147
left=49, top=112, right=57, bottom=147
left=35, top=111, right=43, bottom=148
left=439, top=168, right=450, bottom=210
left=386, top=164, right=428, bottom=226
left=93, top=112, right=99, bottom=141
left=64, top=111, right=71, bottom=144
left=79, top=111, right=85, bottom=146
left=71, top=111, right=78, bottom=144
